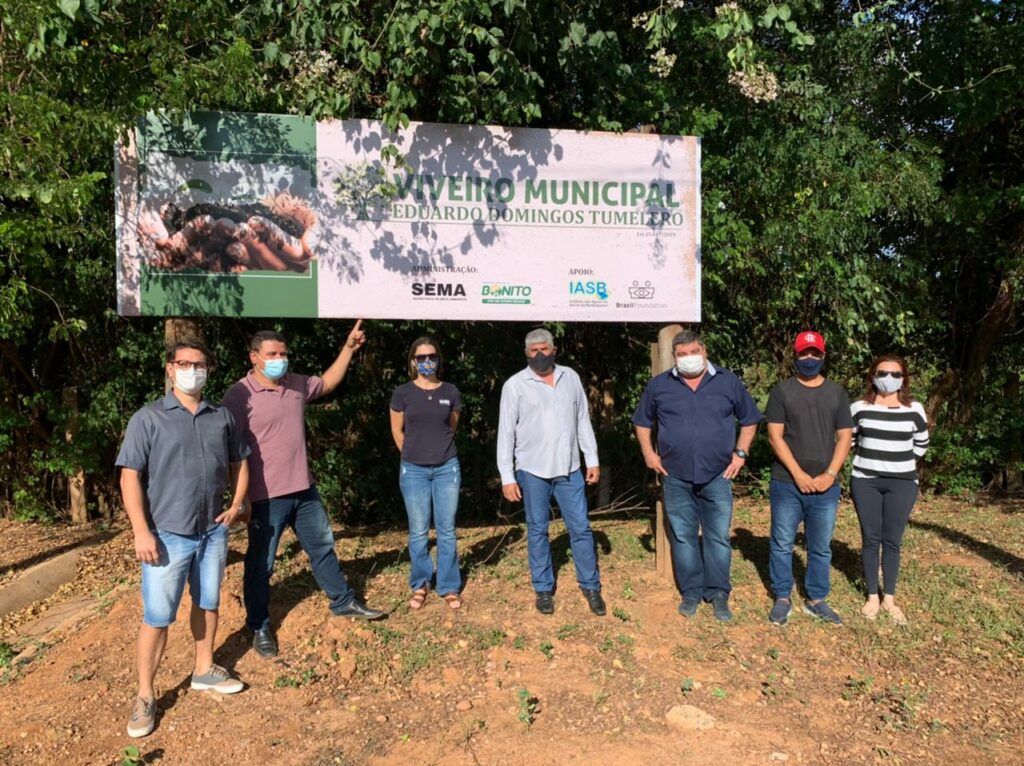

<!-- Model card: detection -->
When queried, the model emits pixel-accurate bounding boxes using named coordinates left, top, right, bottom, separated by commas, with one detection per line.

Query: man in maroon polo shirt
left=223, top=322, right=384, bottom=659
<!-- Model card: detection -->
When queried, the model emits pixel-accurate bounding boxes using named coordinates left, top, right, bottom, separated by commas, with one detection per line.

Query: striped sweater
left=850, top=400, right=930, bottom=480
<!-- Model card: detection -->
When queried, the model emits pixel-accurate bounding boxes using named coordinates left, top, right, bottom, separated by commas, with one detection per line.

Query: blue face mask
left=795, top=356, right=824, bottom=377
left=416, top=358, right=439, bottom=377
left=262, top=357, right=288, bottom=380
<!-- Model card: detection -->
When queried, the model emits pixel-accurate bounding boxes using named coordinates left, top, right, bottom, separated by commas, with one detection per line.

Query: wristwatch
left=733, top=449, right=749, bottom=459
left=824, top=469, right=838, bottom=478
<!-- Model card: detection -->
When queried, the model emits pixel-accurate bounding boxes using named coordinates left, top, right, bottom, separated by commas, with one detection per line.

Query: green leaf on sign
left=178, top=179, right=213, bottom=193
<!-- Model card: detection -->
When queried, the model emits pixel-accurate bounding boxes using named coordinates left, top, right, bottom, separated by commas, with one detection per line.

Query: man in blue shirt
left=497, top=328, right=604, bottom=616
left=116, top=339, right=250, bottom=738
left=633, top=330, right=762, bottom=620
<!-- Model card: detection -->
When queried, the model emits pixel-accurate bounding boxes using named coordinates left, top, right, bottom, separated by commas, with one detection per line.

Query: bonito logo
left=482, top=284, right=532, bottom=305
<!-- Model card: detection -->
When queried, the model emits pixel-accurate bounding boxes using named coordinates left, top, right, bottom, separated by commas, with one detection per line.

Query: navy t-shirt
left=389, top=381, right=462, bottom=466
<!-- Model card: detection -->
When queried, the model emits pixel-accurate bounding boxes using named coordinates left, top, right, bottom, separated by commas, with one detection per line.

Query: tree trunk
left=597, top=379, right=615, bottom=509
left=63, top=387, right=88, bottom=524
left=654, top=325, right=683, bottom=585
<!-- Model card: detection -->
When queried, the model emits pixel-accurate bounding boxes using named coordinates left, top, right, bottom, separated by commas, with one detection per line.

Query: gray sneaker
left=803, top=599, right=843, bottom=625
left=190, top=664, right=244, bottom=694
left=126, top=696, right=156, bottom=738
left=769, top=598, right=793, bottom=626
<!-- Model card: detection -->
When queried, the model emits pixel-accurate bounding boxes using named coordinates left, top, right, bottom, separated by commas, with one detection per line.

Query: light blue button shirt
left=497, top=365, right=599, bottom=485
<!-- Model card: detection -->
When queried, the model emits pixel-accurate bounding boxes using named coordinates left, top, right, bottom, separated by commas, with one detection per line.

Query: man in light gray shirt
left=497, top=328, right=604, bottom=616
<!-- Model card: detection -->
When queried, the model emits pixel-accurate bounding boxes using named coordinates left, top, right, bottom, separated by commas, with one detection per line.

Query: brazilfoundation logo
left=481, top=283, right=532, bottom=305
left=628, top=280, right=655, bottom=299
left=617, top=280, right=667, bottom=309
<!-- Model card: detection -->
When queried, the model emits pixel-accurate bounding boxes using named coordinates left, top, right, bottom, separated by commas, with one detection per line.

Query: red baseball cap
left=794, top=331, right=826, bottom=353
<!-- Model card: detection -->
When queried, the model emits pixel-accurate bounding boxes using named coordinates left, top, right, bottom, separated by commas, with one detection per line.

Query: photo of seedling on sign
left=137, top=190, right=318, bottom=273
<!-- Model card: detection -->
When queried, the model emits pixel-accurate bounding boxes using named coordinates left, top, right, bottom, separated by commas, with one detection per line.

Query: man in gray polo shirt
left=116, top=339, right=250, bottom=738
left=497, top=328, right=605, bottom=616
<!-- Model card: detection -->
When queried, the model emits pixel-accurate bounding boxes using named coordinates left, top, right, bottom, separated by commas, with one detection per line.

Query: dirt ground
left=0, top=495, right=1022, bottom=766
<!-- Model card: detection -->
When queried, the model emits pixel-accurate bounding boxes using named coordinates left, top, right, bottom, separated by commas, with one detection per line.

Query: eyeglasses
left=875, top=371, right=903, bottom=379
left=170, top=360, right=208, bottom=370
left=414, top=354, right=439, bottom=363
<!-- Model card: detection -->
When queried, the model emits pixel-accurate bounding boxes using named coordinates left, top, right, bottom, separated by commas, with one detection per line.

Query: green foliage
left=1, top=0, right=1023, bottom=522
left=516, top=687, right=538, bottom=727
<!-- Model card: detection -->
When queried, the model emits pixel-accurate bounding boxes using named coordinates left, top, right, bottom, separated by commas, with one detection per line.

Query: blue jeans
left=662, top=474, right=734, bottom=601
left=517, top=469, right=601, bottom=593
left=769, top=479, right=841, bottom=601
left=243, top=486, right=355, bottom=631
left=141, top=523, right=229, bottom=627
left=399, top=457, right=462, bottom=595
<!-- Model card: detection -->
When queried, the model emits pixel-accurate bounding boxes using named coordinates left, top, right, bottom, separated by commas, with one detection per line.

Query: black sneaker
left=535, top=591, right=554, bottom=615
left=581, top=588, right=606, bottom=616
left=803, top=599, right=843, bottom=625
left=769, top=598, right=792, bottom=626
left=711, top=595, right=733, bottom=622
left=677, top=597, right=700, bottom=618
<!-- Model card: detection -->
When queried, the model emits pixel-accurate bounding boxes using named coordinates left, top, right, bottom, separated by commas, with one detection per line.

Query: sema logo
left=411, top=282, right=467, bottom=300
left=482, top=283, right=532, bottom=304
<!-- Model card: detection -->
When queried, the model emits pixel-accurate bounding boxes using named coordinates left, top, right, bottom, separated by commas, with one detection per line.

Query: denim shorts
left=141, top=523, right=229, bottom=627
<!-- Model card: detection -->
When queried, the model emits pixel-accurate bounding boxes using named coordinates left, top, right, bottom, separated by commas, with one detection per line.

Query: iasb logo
left=482, top=284, right=532, bottom=305
left=411, top=282, right=466, bottom=299
left=628, top=280, right=655, bottom=299
left=569, top=281, right=609, bottom=300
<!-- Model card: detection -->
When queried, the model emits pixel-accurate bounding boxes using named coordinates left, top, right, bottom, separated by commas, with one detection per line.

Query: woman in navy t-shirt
left=389, top=336, right=464, bottom=610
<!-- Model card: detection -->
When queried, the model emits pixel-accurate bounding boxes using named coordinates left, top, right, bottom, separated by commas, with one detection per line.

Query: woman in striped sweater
left=850, top=355, right=929, bottom=625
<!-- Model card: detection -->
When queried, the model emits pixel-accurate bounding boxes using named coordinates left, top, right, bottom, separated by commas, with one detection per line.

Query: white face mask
left=873, top=374, right=903, bottom=394
left=174, top=366, right=208, bottom=395
left=676, top=354, right=705, bottom=377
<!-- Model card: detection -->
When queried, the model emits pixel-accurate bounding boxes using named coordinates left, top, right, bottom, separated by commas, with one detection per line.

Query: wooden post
left=653, top=324, right=683, bottom=584
left=164, top=318, right=202, bottom=394
left=597, top=378, right=615, bottom=509
left=63, top=387, right=88, bottom=524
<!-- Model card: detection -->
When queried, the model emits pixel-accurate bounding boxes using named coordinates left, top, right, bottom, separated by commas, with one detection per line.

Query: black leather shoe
left=582, top=588, right=606, bottom=616
left=251, top=627, right=278, bottom=658
left=334, top=600, right=386, bottom=620
left=535, top=591, right=554, bottom=615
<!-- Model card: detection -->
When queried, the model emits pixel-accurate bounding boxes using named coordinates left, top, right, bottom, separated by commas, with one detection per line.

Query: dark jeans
left=850, top=476, right=918, bottom=596
left=517, top=469, right=601, bottom=593
left=662, top=474, right=734, bottom=601
left=768, top=479, right=841, bottom=601
left=243, top=486, right=355, bottom=631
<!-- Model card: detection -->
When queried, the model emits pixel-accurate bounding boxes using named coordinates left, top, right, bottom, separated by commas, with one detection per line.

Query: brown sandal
left=442, top=593, right=463, bottom=611
left=409, top=588, right=428, bottom=610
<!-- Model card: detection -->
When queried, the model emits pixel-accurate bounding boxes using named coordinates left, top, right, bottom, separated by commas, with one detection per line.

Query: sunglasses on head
left=875, top=370, right=904, bottom=379
left=414, top=353, right=439, bottom=363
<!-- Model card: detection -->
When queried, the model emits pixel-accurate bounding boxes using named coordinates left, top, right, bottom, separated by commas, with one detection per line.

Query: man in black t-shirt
left=765, top=331, right=852, bottom=626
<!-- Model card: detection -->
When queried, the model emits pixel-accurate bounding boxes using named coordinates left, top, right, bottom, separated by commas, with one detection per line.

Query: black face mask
left=795, top=357, right=825, bottom=377
left=528, top=351, right=556, bottom=373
